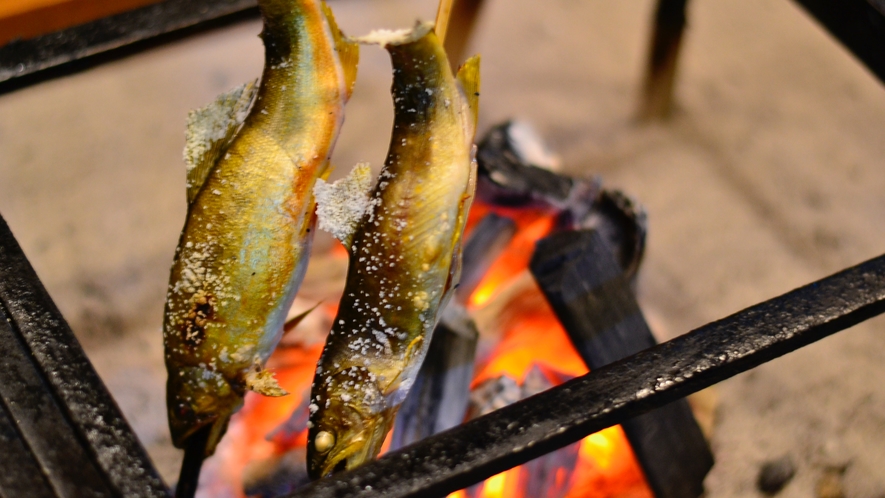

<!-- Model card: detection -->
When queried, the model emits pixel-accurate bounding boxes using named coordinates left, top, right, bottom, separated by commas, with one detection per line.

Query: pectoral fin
left=282, top=302, right=322, bottom=337
left=183, top=80, right=258, bottom=204
left=245, top=369, right=289, bottom=397
left=321, top=1, right=359, bottom=101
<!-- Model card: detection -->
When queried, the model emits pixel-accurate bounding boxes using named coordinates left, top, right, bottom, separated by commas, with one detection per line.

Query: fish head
left=166, top=364, right=243, bottom=454
left=306, top=365, right=397, bottom=480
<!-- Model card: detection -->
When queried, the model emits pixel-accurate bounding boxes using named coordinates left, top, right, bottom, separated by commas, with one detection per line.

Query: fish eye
left=315, top=431, right=336, bottom=453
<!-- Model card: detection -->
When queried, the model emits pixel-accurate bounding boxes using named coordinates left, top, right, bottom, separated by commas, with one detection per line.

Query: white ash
left=505, top=120, right=562, bottom=172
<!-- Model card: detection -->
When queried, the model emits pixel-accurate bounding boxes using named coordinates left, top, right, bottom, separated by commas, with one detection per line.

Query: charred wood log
left=530, top=229, right=712, bottom=498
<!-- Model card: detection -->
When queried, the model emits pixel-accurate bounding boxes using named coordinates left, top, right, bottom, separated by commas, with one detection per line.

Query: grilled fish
left=163, top=0, right=358, bottom=455
left=306, top=22, right=480, bottom=479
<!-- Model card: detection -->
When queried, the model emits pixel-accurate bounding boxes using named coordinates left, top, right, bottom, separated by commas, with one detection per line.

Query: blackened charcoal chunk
left=475, top=121, right=599, bottom=210
left=757, top=455, right=796, bottom=495
left=578, top=189, right=648, bottom=280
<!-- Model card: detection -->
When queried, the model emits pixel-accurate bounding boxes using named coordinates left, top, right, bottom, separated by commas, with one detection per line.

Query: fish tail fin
left=456, top=55, right=481, bottom=133
left=321, top=1, right=360, bottom=101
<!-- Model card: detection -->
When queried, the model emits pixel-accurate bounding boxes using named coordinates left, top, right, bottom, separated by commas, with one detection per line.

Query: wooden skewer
left=434, top=0, right=455, bottom=43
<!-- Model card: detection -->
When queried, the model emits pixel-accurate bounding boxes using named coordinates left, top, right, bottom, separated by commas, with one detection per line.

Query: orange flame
left=468, top=210, right=556, bottom=308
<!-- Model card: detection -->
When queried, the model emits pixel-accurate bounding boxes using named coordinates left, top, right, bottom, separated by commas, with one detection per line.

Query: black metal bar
left=0, top=0, right=258, bottom=94
left=531, top=230, right=712, bottom=498
left=790, top=0, right=885, bottom=84
left=0, top=215, right=170, bottom=497
left=0, top=398, right=56, bottom=498
left=289, top=251, right=885, bottom=497
left=0, top=303, right=115, bottom=497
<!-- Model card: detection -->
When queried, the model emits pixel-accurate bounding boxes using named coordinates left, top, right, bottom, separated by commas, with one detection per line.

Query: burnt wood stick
left=0, top=215, right=170, bottom=497
left=530, top=229, right=712, bottom=498
left=638, top=0, right=689, bottom=120
left=289, top=250, right=885, bottom=498
left=443, top=0, right=488, bottom=68
left=0, top=396, right=56, bottom=498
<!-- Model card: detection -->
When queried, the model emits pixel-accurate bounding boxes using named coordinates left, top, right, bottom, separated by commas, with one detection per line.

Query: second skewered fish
left=306, top=22, right=480, bottom=479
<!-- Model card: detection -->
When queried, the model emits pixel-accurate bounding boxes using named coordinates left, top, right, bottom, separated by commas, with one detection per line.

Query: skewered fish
left=163, top=0, right=358, bottom=455
left=306, top=22, right=480, bottom=479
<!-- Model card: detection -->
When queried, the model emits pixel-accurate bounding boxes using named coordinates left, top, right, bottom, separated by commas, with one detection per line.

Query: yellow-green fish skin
left=163, top=0, right=353, bottom=454
left=307, top=24, right=479, bottom=480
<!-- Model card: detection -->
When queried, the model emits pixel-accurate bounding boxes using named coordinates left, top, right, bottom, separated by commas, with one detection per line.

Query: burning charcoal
left=520, top=364, right=554, bottom=398
left=475, top=121, right=647, bottom=278
left=466, top=375, right=521, bottom=420
left=265, top=397, right=310, bottom=447
left=531, top=229, right=713, bottom=498
left=475, top=121, right=600, bottom=211
left=242, top=448, right=311, bottom=498
left=519, top=441, right=580, bottom=498
left=464, top=364, right=582, bottom=498
left=456, top=213, right=517, bottom=303
left=577, top=189, right=648, bottom=280
left=757, top=455, right=796, bottom=495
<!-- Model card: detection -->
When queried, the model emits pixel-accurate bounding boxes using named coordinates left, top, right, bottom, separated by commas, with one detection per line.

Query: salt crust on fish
left=314, top=162, right=375, bottom=246
left=351, top=21, right=433, bottom=46
left=183, top=80, right=258, bottom=204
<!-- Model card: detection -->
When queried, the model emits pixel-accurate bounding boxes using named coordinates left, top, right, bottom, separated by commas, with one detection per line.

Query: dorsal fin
left=321, top=1, right=359, bottom=101
left=456, top=55, right=481, bottom=132
left=314, top=163, right=375, bottom=250
left=183, top=79, right=258, bottom=204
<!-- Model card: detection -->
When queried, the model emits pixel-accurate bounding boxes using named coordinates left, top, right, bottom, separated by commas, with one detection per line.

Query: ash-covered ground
left=2, top=0, right=885, bottom=496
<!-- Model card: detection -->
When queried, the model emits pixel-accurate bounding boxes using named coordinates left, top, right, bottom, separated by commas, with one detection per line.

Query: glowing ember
left=467, top=209, right=556, bottom=308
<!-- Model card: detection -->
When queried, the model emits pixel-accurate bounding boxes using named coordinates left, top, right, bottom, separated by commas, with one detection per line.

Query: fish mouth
left=315, top=416, right=393, bottom=479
